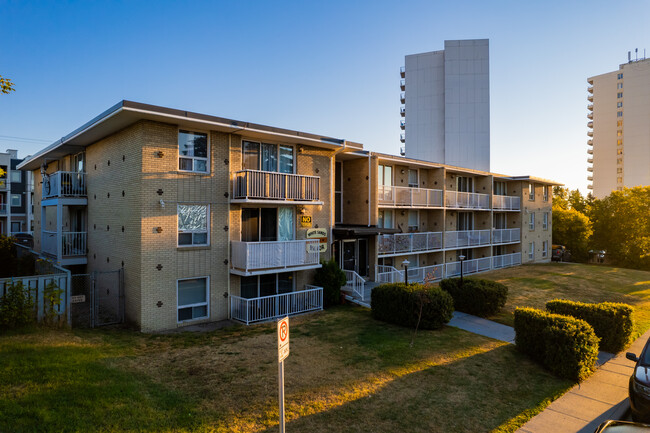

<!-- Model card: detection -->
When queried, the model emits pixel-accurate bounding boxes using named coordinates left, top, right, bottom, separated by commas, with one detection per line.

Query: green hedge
left=439, top=278, right=508, bottom=317
left=313, top=259, right=347, bottom=308
left=514, top=307, right=599, bottom=381
left=371, top=283, right=454, bottom=330
left=546, top=299, right=634, bottom=353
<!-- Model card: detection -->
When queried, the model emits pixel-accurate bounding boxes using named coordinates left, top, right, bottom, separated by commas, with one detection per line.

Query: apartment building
left=400, top=39, right=490, bottom=172
left=0, top=149, right=33, bottom=236
left=588, top=55, right=650, bottom=198
left=19, top=101, right=556, bottom=331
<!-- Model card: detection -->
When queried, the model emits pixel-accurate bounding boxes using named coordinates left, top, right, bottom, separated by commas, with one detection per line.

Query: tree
left=568, top=189, right=590, bottom=215
left=591, top=187, right=650, bottom=270
left=313, top=259, right=347, bottom=308
left=552, top=206, right=592, bottom=262
left=553, top=186, right=569, bottom=210
left=0, top=75, right=15, bottom=94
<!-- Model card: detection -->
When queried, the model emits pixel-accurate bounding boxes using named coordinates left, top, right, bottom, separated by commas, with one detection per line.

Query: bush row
left=514, top=307, right=599, bottom=381
left=546, top=299, right=633, bottom=353
left=439, top=278, right=508, bottom=317
left=371, top=283, right=454, bottom=330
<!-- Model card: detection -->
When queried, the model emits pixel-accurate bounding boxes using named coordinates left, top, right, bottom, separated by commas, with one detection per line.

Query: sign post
left=277, top=316, right=290, bottom=433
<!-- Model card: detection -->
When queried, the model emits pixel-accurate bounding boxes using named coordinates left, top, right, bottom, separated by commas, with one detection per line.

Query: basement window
left=177, top=277, right=209, bottom=322
left=179, top=130, right=208, bottom=173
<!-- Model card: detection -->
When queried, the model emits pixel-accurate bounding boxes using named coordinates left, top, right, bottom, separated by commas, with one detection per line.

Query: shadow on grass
left=0, top=343, right=200, bottom=433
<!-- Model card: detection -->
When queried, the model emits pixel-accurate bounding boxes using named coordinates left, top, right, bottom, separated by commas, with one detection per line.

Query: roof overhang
left=333, top=226, right=401, bottom=237
left=502, top=176, right=564, bottom=186
left=18, top=100, right=360, bottom=171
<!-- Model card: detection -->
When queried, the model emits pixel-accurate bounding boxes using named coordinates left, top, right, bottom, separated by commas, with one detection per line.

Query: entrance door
left=342, top=240, right=356, bottom=271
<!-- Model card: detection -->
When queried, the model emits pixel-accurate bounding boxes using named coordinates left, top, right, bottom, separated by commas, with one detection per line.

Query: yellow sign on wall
left=300, top=215, right=312, bottom=227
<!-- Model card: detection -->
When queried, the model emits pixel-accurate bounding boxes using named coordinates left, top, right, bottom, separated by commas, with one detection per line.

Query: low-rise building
left=18, top=101, right=558, bottom=331
left=0, top=149, right=34, bottom=236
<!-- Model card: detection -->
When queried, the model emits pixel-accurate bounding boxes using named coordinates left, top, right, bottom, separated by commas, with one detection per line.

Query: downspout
left=330, top=141, right=348, bottom=262
left=368, top=152, right=372, bottom=227
left=227, top=133, right=232, bottom=319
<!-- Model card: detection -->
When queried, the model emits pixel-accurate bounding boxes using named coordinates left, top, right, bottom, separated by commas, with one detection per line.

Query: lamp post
left=459, top=255, right=466, bottom=285
left=402, top=259, right=410, bottom=285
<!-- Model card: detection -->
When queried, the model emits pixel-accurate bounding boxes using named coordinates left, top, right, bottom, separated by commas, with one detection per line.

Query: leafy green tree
left=552, top=207, right=592, bottom=261
left=0, top=75, right=15, bottom=94
left=591, top=186, right=650, bottom=270
left=553, top=186, right=569, bottom=210
left=313, top=259, right=347, bottom=308
left=568, top=189, right=590, bottom=215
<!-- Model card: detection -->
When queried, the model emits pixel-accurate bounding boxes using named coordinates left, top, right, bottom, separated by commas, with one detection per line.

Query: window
left=179, top=130, right=208, bottom=173
left=408, top=210, right=418, bottom=232
left=617, top=92, right=623, bottom=98
left=378, top=210, right=393, bottom=228
left=617, top=149, right=624, bottom=155
left=10, top=171, right=21, bottom=183
left=617, top=158, right=623, bottom=165
left=408, top=169, right=418, bottom=188
left=529, top=242, right=535, bottom=260
left=617, top=177, right=623, bottom=184
left=617, top=168, right=623, bottom=174
left=617, top=111, right=623, bottom=118
left=241, top=273, right=294, bottom=298
left=542, top=241, right=548, bottom=258
left=457, top=212, right=474, bottom=231
left=378, top=165, right=392, bottom=186
left=241, top=207, right=294, bottom=242
left=618, top=83, right=623, bottom=89
left=618, top=73, right=623, bottom=79
left=457, top=176, right=473, bottom=192
left=617, top=139, right=623, bottom=145
left=617, top=120, right=623, bottom=127
left=10, top=194, right=21, bottom=207
left=529, top=212, right=535, bottom=230
left=617, top=186, right=623, bottom=191
left=11, top=221, right=20, bottom=233
left=178, top=204, right=209, bottom=246
left=543, top=186, right=549, bottom=202
left=528, top=183, right=535, bottom=201
left=617, top=102, right=623, bottom=108
left=243, top=141, right=294, bottom=173
left=494, top=181, right=506, bottom=195
left=177, top=277, right=209, bottom=322
left=543, top=212, right=548, bottom=230
left=618, top=131, right=623, bottom=136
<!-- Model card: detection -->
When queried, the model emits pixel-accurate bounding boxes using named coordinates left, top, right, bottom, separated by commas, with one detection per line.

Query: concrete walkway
left=516, top=329, right=650, bottom=433
left=448, top=311, right=516, bottom=343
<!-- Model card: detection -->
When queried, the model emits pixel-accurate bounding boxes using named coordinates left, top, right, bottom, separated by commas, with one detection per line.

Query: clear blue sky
left=1, top=0, right=649, bottom=193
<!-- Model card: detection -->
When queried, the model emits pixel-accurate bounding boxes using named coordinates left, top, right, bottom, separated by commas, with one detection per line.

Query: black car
left=627, top=339, right=650, bottom=422
left=595, top=420, right=650, bottom=432
left=12, top=232, right=33, bottom=248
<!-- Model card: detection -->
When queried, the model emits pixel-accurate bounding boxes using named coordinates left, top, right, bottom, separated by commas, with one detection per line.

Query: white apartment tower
left=400, top=39, right=490, bottom=172
left=588, top=54, right=650, bottom=198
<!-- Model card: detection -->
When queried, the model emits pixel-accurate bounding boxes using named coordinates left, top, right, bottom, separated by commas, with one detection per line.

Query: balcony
left=444, top=229, right=491, bottom=249
left=445, top=257, right=492, bottom=278
left=400, top=106, right=405, bottom=117
left=492, top=228, right=520, bottom=245
left=230, top=239, right=321, bottom=275
left=588, top=86, right=593, bottom=94
left=232, top=170, right=320, bottom=204
left=400, top=119, right=405, bottom=130
left=400, top=146, right=405, bottom=156
left=400, top=92, right=405, bottom=104
left=41, top=231, right=87, bottom=265
left=588, top=166, right=593, bottom=172
left=587, top=121, right=593, bottom=128
left=587, top=112, right=593, bottom=120
left=400, top=79, right=405, bottom=91
left=400, top=66, right=405, bottom=78
left=376, top=264, right=444, bottom=284
left=588, top=104, right=594, bottom=111
left=588, top=148, right=593, bottom=155
left=587, top=131, right=593, bottom=137
left=378, top=231, right=443, bottom=257
left=492, top=252, right=522, bottom=269
left=588, top=184, right=593, bottom=190
left=445, top=190, right=490, bottom=210
left=492, top=195, right=520, bottom=211
left=588, top=94, right=593, bottom=102
left=587, top=175, right=593, bottom=181
left=42, top=171, right=87, bottom=199
left=587, top=157, right=593, bottom=164
left=588, top=139, right=593, bottom=146
left=400, top=133, right=405, bottom=143
left=378, top=185, right=443, bottom=208
left=230, top=285, right=323, bottom=325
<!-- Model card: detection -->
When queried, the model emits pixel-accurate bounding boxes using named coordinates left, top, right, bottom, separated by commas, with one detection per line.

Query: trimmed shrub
left=313, top=259, right=347, bottom=308
left=371, top=283, right=454, bottom=330
left=514, top=307, right=599, bottom=381
left=546, top=299, right=634, bottom=353
left=439, top=277, right=508, bottom=317
left=0, top=281, right=35, bottom=328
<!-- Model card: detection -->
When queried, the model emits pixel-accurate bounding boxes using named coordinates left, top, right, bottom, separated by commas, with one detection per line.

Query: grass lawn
left=476, top=262, right=650, bottom=336
left=0, top=306, right=572, bottom=433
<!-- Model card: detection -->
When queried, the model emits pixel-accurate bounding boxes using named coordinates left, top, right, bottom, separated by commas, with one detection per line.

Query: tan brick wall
left=521, top=182, right=552, bottom=264
left=341, top=158, right=370, bottom=226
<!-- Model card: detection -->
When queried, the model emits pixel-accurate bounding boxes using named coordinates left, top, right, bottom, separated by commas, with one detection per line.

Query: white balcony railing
left=378, top=185, right=443, bottom=207
left=233, top=170, right=320, bottom=202
left=230, top=286, right=323, bottom=325
left=42, top=172, right=87, bottom=199
left=445, top=191, right=490, bottom=209
left=492, top=195, right=521, bottom=210
left=492, top=253, right=522, bottom=269
left=376, top=264, right=444, bottom=284
left=445, top=257, right=493, bottom=278
left=492, top=228, right=521, bottom=245
left=343, top=270, right=365, bottom=301
left=231, top=240, right=320, bottom=272
left=444, top=230, right=491, bottom=249
left=41, top=231, right=87, bottom=257
left=378, top=231, right=443, bottom=256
